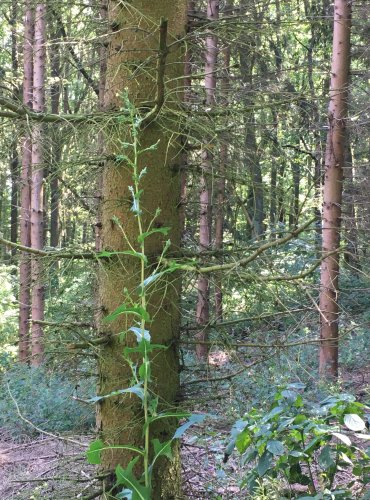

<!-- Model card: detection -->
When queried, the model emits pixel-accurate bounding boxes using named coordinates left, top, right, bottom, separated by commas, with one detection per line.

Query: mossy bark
left=97, top=1, right=186, bottom=498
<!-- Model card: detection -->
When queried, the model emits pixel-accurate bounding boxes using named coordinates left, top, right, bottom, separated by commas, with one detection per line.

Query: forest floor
left=0, top=360, right=369, bottom=499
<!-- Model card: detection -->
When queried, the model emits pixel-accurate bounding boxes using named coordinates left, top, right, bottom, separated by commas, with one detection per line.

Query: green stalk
left=131, top=115, right=150, bottom=489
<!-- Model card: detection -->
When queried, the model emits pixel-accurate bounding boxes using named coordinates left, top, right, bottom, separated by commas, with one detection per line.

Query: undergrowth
left=0, top=364, right=95, bottom=440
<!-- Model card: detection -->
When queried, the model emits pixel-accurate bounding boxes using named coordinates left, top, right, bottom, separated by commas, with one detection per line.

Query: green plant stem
left=132, top=116, right=150, bottom=489
left=300, top=432, right=317, bottom=494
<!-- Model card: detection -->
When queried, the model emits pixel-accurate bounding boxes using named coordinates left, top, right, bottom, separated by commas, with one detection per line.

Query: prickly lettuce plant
left=86, top=94, right=203, bottom=499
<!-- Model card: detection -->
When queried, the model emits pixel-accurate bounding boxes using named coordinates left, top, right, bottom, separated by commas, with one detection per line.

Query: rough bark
left=196, top=0, right=219, bottom=359
left=319, top=0, right=351, bottom=379
left=30, top=3, right=46, bottom=366
left=19, top=0, right=33, bottom=363
left=95, top=0, right=107, bottom=253
left=97, top=2, right=186, bottom=497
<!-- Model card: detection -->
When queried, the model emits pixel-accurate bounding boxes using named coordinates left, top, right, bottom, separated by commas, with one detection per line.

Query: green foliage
left=0, top=264, right=18, bottom=346
left=226, top=385, right=370, bottom=498
left=0, top=364, right=95, bottom=439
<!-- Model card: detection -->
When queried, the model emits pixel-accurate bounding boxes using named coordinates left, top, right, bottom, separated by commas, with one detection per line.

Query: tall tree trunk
left=239, top=3, right=264, bottom=240
left=214, top=3, right=232, bottom=320
left=179, top=0, right=195, bottom=235
left=304, top=0, right=323, bottom=255
left=10, top=0, right=19, bottom=257
left=49, top=24, right=61, bottom=249
left=19, top=0, right=33, bottom=363
left=30, top=3, right=46, bottom=366
left=10, top=143, right=19, bottom=255
left=342, top=121, right=359, bottom=267
left=196, top=0, right=219, bottom=359
left=290, top=161, right=300, bottom=229
left=319, top=0, right=351, bottom=379
left=269, top=110, right=279, bottom=237
left=97, top=2, right=186, bottom=497
left=93, top=0, right=108, bottom=254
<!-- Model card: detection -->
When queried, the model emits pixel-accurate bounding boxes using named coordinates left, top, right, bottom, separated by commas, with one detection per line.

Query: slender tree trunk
left=49, top=25, right=61, bottom=249
left=10, top=143, right=19, bottom=255
left=214, top=4, right=232, bottom=320
left=94, top=0, right=107, bottom=253
left=304, top=0, right=323, bottom=255
left=277, top=163, right=286, bottom=224
left=290, top=162, right=300, bottom=229
left=269, top=110, right=279, bottom=237
left=97, top=2, right=186, bottom=497
left=319, top=0, right=351, bottom=379
left=196, top=0, right=219, bottom=359
left=179, top=0, right=195, bottom=235
left=30, top=3, right=46, bottom=366
left=342, top=123, right=359, bottom=267
left=239, top=3, right=264, bottom=240
left=19, top=0, right=33, bottom=363
left=10, top=1, right=19, bottom=257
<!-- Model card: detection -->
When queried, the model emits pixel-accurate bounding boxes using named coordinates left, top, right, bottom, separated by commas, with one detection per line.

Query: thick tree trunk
left=19, top=0, right=33, bottom=363
left=97, top=2, right=186, bottom=497
left=30, top=4, right=46, bottom=366
left=319, top=0, right=351, bottom=379
left=196, top=0, right=219, bottom=359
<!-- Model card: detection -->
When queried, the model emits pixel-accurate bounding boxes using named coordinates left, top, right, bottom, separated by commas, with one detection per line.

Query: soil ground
left=0, top=362, right=369, bottom=499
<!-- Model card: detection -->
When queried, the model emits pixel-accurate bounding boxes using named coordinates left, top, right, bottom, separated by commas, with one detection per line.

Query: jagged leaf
left=86, top=440, right=144, bottom=465
left=137, top=226, right=170, bottom=243
left=87, top=383, right=144, bottom=403
left=103, top=305, right=150, bottom=323
left=115, top=460, right=151, bottom=500
left=152, top=438, right=173, bottom=462
left=97, top=250, right=147, bottom=264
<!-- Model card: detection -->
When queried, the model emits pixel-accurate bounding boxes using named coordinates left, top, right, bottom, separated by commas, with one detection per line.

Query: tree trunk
left=290, top=161, right=300, bottom=229
left=214, top=7, right=232, bottom=321
left=19, top=0, right=33, bottom=363
left=30, top=3, right=46, bottom=366
left=179, top=0, right=195, bottom=236
left=239, top=5, right=264, bottom=240
left=319, top=0, right=351, bottom=379
left=49, top=24, right=61, bottom=249
left=97, top=2, right=186, bottom=497
left=196, top=0, right=219, bottom=359
left=10, top=0, right=19, bottom=257
left=342, top=122, right=359, bottom=267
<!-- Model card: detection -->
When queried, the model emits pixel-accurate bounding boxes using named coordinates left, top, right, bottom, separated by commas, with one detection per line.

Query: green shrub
left=225, top=385, right=370, bottom=498
left=0, top=364, right=95, bottom=439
